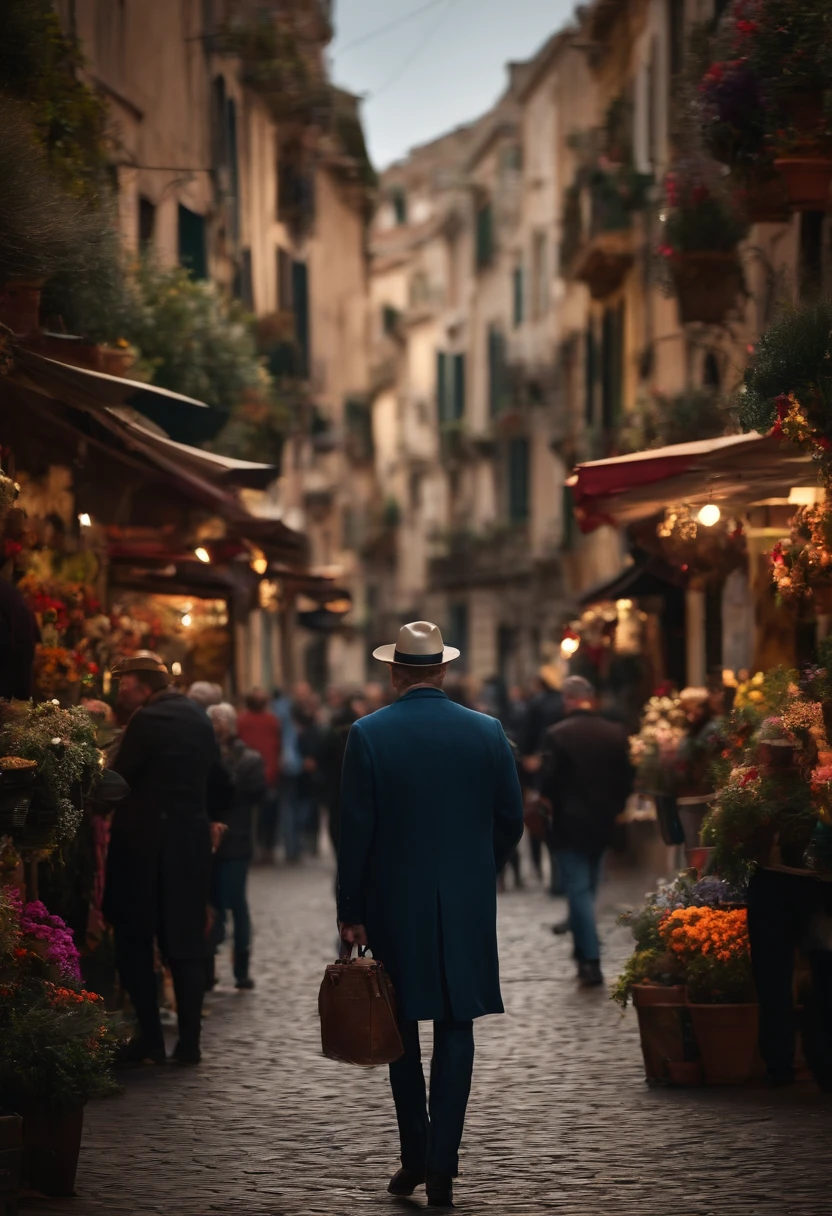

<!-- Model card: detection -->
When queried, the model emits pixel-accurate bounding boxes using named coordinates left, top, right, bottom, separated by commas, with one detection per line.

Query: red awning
left=568, top=432, right=816, bottom=532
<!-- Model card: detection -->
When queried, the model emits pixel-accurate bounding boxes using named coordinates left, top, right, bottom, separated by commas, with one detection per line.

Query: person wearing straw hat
left=337, top=622, right=524, bottom=1209
left=104, top=652, right=227, bottom=1067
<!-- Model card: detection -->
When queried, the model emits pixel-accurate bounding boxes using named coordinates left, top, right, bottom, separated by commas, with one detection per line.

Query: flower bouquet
left=629, top=694, right=688, bottom=794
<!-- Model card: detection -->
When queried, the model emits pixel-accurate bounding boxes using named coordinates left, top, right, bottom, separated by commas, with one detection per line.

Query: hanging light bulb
left=194, top=547, right=211, bottom=564
left=78, top=513, right=92, bottom=528
left=561, top=635, right=580, bottom=657
left=697, top=502, right=721, bottom=528
left=181, top=613, right=193, bottom=628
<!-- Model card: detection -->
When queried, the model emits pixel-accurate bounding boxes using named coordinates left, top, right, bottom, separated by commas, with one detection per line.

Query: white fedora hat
left=373, top=620, right=460, bottom=666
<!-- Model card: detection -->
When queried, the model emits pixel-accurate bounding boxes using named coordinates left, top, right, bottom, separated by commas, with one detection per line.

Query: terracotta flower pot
left=773, top=158, right=832, bottom=212
left=669, top=251, right=744, bottom=325
left=0, top=280, right=43, bottom=335
left=687, top=1002, right=760, bottom=1085
left=666, top=1059, right=704, bottom=1087
left=632, top=985, right=688, bottom=1083
left=21, top=1101, right=84, bottom=1197
left=743, top=170, right=790, bottom=224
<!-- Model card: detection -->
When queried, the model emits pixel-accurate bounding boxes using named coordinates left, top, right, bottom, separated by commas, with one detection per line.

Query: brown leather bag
left=319, top=947, right=404, bottom=1067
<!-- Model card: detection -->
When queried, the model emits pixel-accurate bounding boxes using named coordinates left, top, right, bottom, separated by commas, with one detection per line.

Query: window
left=488, top=326, right=508, bottom=418
left=703, top=351, right=721, bottom=389
left=276, top=246, right=294, bottom=311
left=382, top=305, right=401, bottom=336
left=601, top=301, right=625, bottom=439
left=211, top=75, right=227, bottom=172
left=292, top=260, right=310, bottom=377
left=507, top=436, right=530, bottom=523
left=138, top=196, right=156, bottom=247
left=585, top=319, right=597, bottom=428
left=667, top=0, right=685, bottom=81
left=530, top=231, right=548, bottom=321
left=278, top=141, right=315, bottom=226
left=391, top=188, right=407, bottom=226
left=512, top=264, right=524, bottom=328
left=177, top=204, right=207, bottom=279
left=436, top=351, right=466, bottom=423
left=448, top=602, right=469, bottom=669
left=226, top=97, right=240, bottom=245
left=475, top=200, right=494, bottom=270
left=234, top=248, right=253, bottom=309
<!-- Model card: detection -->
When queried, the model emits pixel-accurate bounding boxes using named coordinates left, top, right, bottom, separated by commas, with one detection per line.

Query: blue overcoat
left=336, top=688, right=524, bottom=1023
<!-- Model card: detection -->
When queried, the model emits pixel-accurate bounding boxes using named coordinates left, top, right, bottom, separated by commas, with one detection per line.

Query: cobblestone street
left=22, top=853, right=832, bottom=1216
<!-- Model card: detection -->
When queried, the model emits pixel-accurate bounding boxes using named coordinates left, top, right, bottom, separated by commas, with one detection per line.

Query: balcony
left=428, top=525, right=532, bottom=590
left=560, top=166, right=651, bottom=300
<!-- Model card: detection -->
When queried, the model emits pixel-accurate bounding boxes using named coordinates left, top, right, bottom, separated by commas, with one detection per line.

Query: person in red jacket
left=237, top=689, right=282, bottom=861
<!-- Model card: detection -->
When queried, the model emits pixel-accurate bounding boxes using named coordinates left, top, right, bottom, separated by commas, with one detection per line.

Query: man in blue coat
left=338, top=621, right=524, bottom=1209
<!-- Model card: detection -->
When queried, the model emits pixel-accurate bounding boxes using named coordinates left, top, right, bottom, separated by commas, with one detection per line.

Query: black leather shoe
left=172, top=1041, right=202, bottom=1066
left=551, top=919, right=570, bottom=936
left=578, top=960, right=604, bottom=988
left=387, top=1167, right=425, bottom=1196
left=235, top=977, right=255, bottom=991
left=426, top=1173, right=454, bottom=1208
left=116, top=1037, right=166, bottom=1068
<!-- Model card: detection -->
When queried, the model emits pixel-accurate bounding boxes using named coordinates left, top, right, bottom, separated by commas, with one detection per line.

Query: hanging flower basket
left=742, top=169, right=790, bottom=224
left=772, top=157, right=832, bottom=212
left=668, top=251, right=744, bottom=325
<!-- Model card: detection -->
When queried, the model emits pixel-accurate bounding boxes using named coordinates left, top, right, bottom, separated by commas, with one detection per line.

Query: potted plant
left=756, top=716, right=798, bottom=768
left=737, top=0, right=832, bottom=210
left=0, top=703, right=99, bottom=849
left=658, top=906, right=760, bottom=1084
left=771, top=503, right=832, bottom=612
left=703, top=762, right=816, bottom=879
left=0, top=889, right=119, bottom=1197
left=658, top=161, right=748, bottom=324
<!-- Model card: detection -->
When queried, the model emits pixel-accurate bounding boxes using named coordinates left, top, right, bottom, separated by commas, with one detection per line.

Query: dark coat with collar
left=540, top=709, right=633, bottom=856
left=103, top=689, right=221, bottom=959
left=337, top=687, right=524, bottom=1023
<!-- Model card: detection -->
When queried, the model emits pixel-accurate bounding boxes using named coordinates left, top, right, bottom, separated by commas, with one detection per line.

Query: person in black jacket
left=206, top=703, right=265, bottom=990
left=104, top=653, right=225, bottom=1065
left=540, top=675, right=633, bottom=988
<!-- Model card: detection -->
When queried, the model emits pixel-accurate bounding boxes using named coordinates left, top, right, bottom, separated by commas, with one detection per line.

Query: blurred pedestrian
left=207, top=703, right=265, bottom=990
left=338, top=622, right=523, bottom=1207
left=540, top=675, right=633, bottom=988
left=272, top=684, right=306, bottom=862
left=522, top=666, right=565, bottom=897
left=327, top=691, right=367, bottom=853
left=187, top=681, right=223, bottom=710
left=105, top=654, right=224, bottom=1065
left=237, top=688, right=281, bottom=862
left=294, top=693, right=337, bottom=858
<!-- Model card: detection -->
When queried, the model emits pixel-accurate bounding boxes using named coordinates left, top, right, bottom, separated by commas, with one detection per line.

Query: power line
left=337, top=0, right=447, bottom=54
left=369, top=0, right=463, bottom=99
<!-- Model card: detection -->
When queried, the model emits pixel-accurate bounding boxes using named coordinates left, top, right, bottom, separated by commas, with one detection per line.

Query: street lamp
left=697, top=502, right=721, bottom=528
left=194, top=546, right=211, bottom=564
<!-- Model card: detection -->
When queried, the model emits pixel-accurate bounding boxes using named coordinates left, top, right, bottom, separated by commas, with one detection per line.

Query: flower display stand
left=632, top=985, right=693, bottom=1084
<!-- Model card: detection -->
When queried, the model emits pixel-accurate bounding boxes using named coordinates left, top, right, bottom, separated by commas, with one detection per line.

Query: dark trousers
left=210, top=859, right=252, bottom=981
left=114, top=930, right=205, bottom=1055
left=747, top=868, right=832, bottom=1084
left=389, top=1015, right=475, bottom=1177
left=256, top=787, right=280, bottom=855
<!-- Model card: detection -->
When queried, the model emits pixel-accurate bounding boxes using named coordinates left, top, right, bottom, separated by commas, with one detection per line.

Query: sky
left=329, top=0, right=578, bottom=171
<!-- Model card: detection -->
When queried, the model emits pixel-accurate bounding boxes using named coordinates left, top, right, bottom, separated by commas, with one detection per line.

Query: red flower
left=740, top=767, right=759, bottom=787
left=817, top=437, right=832, bottom=451
left=775, top=394, right=791, bottom=420
left=735, top=19, right=758, bottom=35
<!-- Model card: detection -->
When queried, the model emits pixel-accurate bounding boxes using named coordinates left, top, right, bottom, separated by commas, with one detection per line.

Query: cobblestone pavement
left=21, top=850, right=832, bottom=1216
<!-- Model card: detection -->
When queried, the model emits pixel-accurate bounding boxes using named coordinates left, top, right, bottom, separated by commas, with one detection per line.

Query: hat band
left=393, top=648, right=444, bottom=666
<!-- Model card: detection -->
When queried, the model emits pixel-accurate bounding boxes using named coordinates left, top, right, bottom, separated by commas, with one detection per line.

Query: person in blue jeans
left=540, top=675, right=633, bottom=988
left=207, top=703, right=266, bottom=989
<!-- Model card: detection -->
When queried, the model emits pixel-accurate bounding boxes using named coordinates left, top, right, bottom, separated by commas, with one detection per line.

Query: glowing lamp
left=697, top=503, right=721, bottom=528
left=181, top=613, right=193, bottom=628
left=561, top=636, right=580, bottom=657
left=194, top=547, right=211, bottom=564
left=78, top=513, right=92, bottom=528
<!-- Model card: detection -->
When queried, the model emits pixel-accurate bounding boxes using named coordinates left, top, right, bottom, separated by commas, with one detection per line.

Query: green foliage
left=703, top=764, right=815, bottom=884
left=0, top=985, right=119, bottom=1107
left=219, top=17, right=332, bottom=127
left=741, top=1, right=832, bottom=109
left=0, top=0, right=110, bottom=200
left=684, top=947, right=755, bottom=1004
left=610, top=947, right=680, bottom=1008
left=0, top=704, right=99, bottom=843
left=740, top=299, right=832, bottom=434
left=620, top=388, right=733, bottom=452
left=40, top=226, right=133, bottom=344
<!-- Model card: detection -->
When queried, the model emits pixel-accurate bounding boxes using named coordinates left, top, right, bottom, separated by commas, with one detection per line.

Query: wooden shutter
left=513, top=265, right=524, bottom=327
left=292, top=260, right=310, bottom=378
left=452, top=353, right=466, bottom=420
left=436, top=350, right=448, bottom=423
left=508, top=436, right=530, bottom=522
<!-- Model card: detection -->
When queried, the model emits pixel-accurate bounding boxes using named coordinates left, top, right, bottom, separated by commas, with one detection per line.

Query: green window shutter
left=476, top=202, right=494, bottom=270
left=292, top=260, right=310, bottom=378
left=508, top=436, right=530, bottom=522
left=452, top=353, right=466, bottom=420
left=489, top=327, right=507, bottom=418
left=584, top=321, right=596, bottom=428
left=178, top=205, right=207, bottom=279
left=437, top=350, right=448, bottom=422
left=513, top=265, right=524, bottom=327
left=601, top=301, right=625, bottom=438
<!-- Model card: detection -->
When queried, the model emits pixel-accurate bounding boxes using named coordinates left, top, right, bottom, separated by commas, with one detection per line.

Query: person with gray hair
left=540, top=674, right=633, bottom=988
left=206, top=702, right=266, bottom=990
left=188, top=681, right=223, bottom=709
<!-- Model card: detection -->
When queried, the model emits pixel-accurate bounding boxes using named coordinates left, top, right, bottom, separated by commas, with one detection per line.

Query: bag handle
left=338, top=939, right=369, bottom=961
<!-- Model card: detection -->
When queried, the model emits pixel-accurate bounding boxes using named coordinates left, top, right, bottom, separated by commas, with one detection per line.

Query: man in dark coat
left=103, top=653, right=223, bottom=1065
left=540, top=675, right=633, bottom=988
left=338, top=621, right=523, bottom=1209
